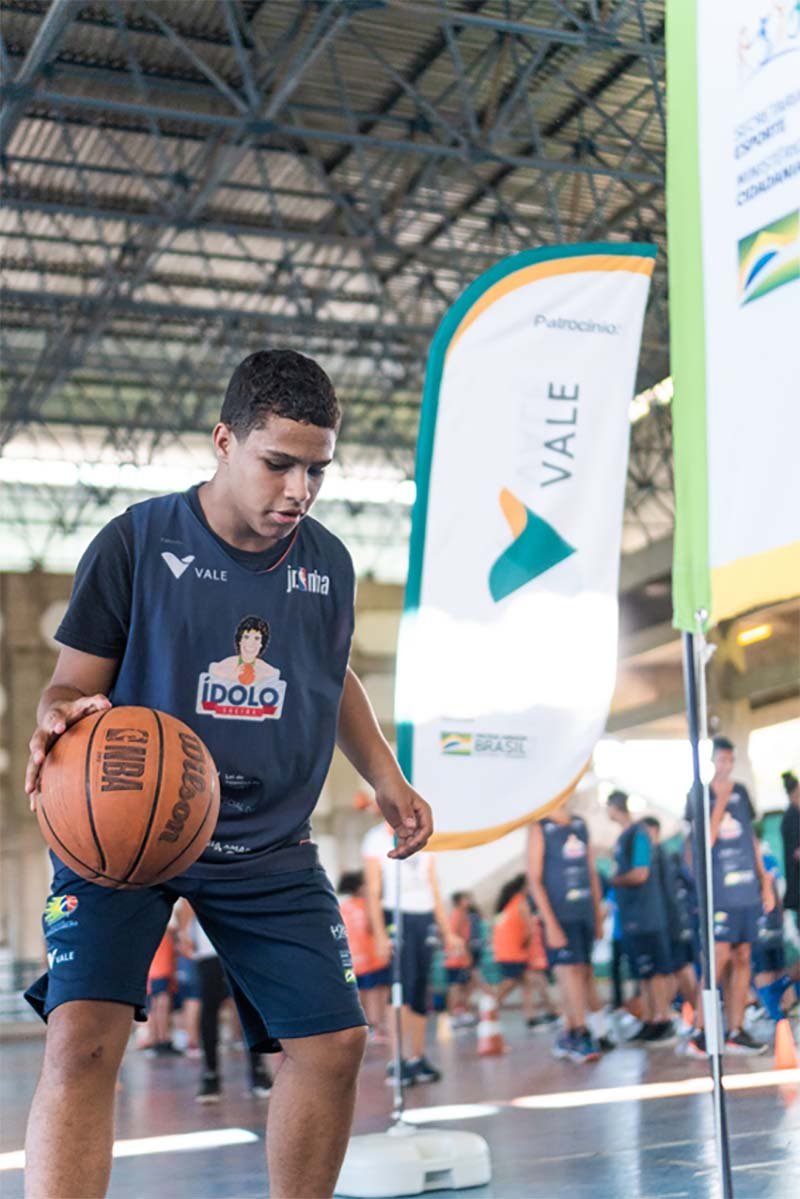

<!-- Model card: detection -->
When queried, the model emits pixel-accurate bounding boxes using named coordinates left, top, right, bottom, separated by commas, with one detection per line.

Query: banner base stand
left=335, top=1127, right=491, bottom=1198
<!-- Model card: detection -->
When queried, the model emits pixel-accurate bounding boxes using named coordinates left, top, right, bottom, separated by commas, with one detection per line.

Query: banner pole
left=682, top=621, right=734, bottom=1198
left=390, top=858, right=406, bottom=1126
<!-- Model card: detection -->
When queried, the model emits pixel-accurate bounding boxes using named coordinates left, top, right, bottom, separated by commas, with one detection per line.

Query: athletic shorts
left=622, top=930, right=672, bottom=980
left=497, top=961, right=527, bottom=980
left=545, top=921, right=594, bottom=969
left=384, top=910, right=434, bottom=1016
left=446, top=966, right=472, bottom=986
left=26, top=856, right=366, bottom=1053
left=147, top=977, right=172, bottom=998
left=174, top=953, right=201, bottom=1005
left=713, top=905, right=760, bottom=945
left=752, top=944, right=785, bottom=975
left=670, top=938, right=696, bottom=974
left=358, top=966, right=391, bottom=991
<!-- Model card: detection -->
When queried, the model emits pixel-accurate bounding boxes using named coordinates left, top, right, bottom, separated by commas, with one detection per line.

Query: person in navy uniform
left=642, top=816, right=699, bottom=1019
left=780, top=770, right=800, bottom=933
left=684, top=736, right=774, bottom=1058
left=752, top=849, right=796, bottom=1024
left=528, top=798, right=605, bottom=1063
left=22, top=350, right=433, bottom=1199
left=606, top=791, right=676, bottom=1045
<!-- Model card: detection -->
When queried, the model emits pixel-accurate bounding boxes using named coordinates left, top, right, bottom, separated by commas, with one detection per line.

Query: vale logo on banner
left=489, top=488, right=575, bottom=602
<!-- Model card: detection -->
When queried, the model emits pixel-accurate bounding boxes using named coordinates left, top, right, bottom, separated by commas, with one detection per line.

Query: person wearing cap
left=606, top=791, right=676, bottom=1045
left=780, top=770, right=800, bottom=933
left=684, top=736, right=774, bottom=1057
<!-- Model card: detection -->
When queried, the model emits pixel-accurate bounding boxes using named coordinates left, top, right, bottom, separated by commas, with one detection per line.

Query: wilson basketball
left=36, top=706, right=219, bottom=889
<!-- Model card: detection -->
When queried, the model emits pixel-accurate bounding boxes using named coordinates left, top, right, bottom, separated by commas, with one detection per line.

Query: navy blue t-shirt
left=685, top=783, right=760, bottom=910
left=613, top=822, right=668, bottom=935
left=541, top=816, right=594, bottom=925
left=55, top=487, right=355, bottom=877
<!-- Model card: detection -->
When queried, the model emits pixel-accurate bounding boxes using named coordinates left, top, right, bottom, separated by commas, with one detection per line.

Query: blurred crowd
left=135, top=737, right=800, bottom=1091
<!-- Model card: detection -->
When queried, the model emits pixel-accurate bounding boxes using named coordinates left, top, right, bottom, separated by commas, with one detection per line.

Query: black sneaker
left=249, top=1066, right=272, bottom=1097
left=597, top=1035, right=617, bottom=1052
left=409, top=1055, right=442, bottom=1083
left=686, top=1030, right=707, bottom=1058
left=626, top=1022, right=653, bottom=1043
left=643, top=1021, right=677, bottom=1046
left=155, top=1041, right=184, bottom=1057
left=196, top=1073, right=221, bottom=1103
left=385, top=1059, right=416, bottom=1087
left=725, top=1028, right=768, bottom=1055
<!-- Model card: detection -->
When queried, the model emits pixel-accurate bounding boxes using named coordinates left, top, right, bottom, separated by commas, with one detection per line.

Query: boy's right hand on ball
left=26, top=694, right=112, bottom=809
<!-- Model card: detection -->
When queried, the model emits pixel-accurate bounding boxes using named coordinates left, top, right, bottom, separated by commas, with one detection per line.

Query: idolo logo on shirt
left=489, top=488, right=575, bottom=602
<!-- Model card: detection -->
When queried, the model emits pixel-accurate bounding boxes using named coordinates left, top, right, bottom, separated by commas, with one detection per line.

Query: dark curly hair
left=495, top=872, right=528, bottom=914
left=234, top=616, right=270, bottom=657
left=338, top=870, right=364, bottom=896
left=220, top=349, right=340, bottom=437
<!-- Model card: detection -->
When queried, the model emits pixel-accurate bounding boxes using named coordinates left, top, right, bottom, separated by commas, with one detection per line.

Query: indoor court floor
left=2, top=1014, right=799, bottom=1199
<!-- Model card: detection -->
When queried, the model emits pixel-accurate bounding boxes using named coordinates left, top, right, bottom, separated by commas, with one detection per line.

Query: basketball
left=36, top=706, right=219, bottom=889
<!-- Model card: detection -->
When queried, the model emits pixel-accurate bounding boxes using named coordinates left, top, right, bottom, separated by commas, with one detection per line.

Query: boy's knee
left=42, top=1003, right=131, bottom=1089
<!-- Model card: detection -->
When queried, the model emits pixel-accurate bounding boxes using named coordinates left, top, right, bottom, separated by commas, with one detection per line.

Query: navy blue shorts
left=670, top=937, right=696, bottom=974
left=752, top=943, right=785, bottom=975
left=174, top=953, right=201, bottom=1005
left=546, top=921, right=594, bottom=969
left=497, top=961, right=527, bottom=980
left=385, top=910, right=434, bottom=1016
left=446, top=966, right=472, bottom=986
left=713, top=905, right=760, bottom=945
left=26, top=858, right=366, bottom=1053
left=357, top=966, right=391, bottom=991
left=623, top=930, right=672, bottom=980
left=148, top=977, right=171, bottom=999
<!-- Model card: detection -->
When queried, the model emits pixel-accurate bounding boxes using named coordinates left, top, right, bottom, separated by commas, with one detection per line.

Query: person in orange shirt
left=145, top=928, right=180, bottom=1056
left=338, top=871, right=390, bottom=1040
left=492, top=874, right=538, bottom=1023
left=445, top=892, right=476, bottom=1027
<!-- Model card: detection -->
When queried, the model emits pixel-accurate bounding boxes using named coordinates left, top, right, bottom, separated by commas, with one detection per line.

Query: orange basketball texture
left=36, top=707, right=219, bottom=888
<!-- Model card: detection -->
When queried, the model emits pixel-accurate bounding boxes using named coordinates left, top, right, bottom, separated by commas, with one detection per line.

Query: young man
left=643, top=817, right=699, bottom=1018
left=751, top=850, right=796, bottom=1025
left=362, top=816, right=462, bottom=1086
left=780, top=770, right=800, bottom=933
left=684, top=736, right=773, bottom=1057
left=528, top=801, right=605, bottom=1063
left=607, top=792, right=676, bottom=1045
left=23, top=350, right=433, bottom=1199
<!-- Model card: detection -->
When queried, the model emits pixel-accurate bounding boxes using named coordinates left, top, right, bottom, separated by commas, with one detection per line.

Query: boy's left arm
left=337, top=666, right=433, bottom=859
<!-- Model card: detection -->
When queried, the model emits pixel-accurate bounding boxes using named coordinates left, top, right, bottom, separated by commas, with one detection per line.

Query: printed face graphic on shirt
left=718, top=812, right=743, bottom=841
left=196, top=615, right=287, bottom=720
left=562, top=834, right=586, bottom=860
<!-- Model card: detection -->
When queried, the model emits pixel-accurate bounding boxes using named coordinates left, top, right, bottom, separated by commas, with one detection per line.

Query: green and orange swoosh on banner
left=489, top=488, right=575, bottom=602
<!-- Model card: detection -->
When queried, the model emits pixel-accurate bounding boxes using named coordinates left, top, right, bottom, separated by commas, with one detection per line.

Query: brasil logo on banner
left=396, top=243, right=655, bottom=849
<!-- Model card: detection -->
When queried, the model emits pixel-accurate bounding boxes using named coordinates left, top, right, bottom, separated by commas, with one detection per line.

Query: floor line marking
left=0, top=1128, right=259, bottom=1172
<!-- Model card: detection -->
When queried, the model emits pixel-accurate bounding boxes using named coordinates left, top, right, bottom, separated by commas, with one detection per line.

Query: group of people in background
left=142, top=899, right=272, bottom=1102
left=137, top=741, right=799, bottom=1090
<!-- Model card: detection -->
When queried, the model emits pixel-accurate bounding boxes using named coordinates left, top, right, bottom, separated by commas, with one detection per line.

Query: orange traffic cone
left=775, top=1018, right=799, bottom=1070
left=681, top=1001, right=694, bottom=1029
left=477, top=992, right=506, bottom=1057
